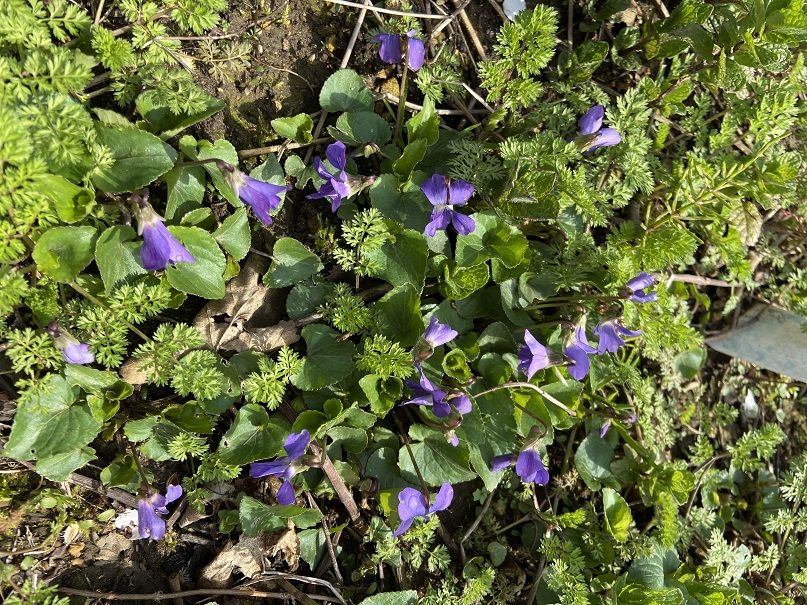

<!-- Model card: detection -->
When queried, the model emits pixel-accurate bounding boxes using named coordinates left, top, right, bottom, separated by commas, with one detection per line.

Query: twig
left=428, top=0, right=474, bottom=40
left=459, top=489, right=495, bottom=564
left=305, top=493, right=344, bottom=584
left=378, top=92, right=484, bottom=115
left=452, top=0, right=487, bottom=61
left=325, top=0, right=448, bottom=18
left=251, top=572, right=347, bottom=605
left=306, top=0, right=370, bottom=164
left=459, top=82, right=494, bottom=113
left=58, top=587, right=341, bottom=602
left=278, top=580, right=319, bottom=605
left=474, top=382, right=578, bottom=417
left=484, top=0, right=509, bottom=21
left=238, top=137, right=332, bottom=158
left=668, top=273, right=738, bottom=288
left=310, top=443, right=365, bottom=530
left=567, top=0, right=574, bottom=48
left=94, top=0, right=106, bottom=25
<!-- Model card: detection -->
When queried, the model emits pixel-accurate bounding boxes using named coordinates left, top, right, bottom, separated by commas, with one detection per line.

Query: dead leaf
left=198, top=536, right=265, bottom=588
left=94, top=533, right=133, bottom=561
left=267, top=527, right=300, bottom=571
left=193, top=255, right=299, bottom=352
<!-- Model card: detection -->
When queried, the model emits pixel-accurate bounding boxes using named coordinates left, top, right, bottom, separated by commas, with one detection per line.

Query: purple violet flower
left=219, top=162, right=289, bottom=226
left=250, top=430, right=311, bottom=505
left=402, top=368, right=450, bottom=417
left=563, top=323, right=597, bottom=381
left=136, top=199, right=195, bottom=271
left=624, top=272, right=658, bottom=303
left=307, top=142, right=372, bottom=212
left=137, top=484, right=182, bottom=540
left=576, top=104, right=621, bottom=152
left=420, top=174, right=476, bottom=237
left=490, top=449, right=549, bottom=485
left=47, top=322, right=95, bottom=365
left=394, top=483, right=453, bottom=536
left=594, top=320, right=642, bottom=355
left=414, top=316, right=458, bottom=364
left=518, top=330, right=552, bottom=380
left=423, top=316, right=458, bottom=348
left=600, top=419, right=612, bottom=438
left=375, top=30, right=426, bottom=71
left=62, top=342, right=95, bottom=365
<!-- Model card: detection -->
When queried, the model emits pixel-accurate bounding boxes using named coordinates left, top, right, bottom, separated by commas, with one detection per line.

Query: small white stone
left=503, top=0, right=527, bottom=20
left=741, top=389, right=759, bottom=420
left=114, top=508, right=141, bottom=540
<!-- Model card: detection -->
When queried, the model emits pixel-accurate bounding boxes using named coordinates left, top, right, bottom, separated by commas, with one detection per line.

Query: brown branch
left=310, top=443, right=366, bottom=531
left=58, top=587, right=340, bottom=602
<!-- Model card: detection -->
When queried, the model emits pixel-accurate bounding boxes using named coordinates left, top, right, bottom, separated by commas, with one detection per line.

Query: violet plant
left=3, top=1, right=806, bottom=602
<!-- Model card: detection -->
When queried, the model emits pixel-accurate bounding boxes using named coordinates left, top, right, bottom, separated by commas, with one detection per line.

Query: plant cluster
left=2, top=0, right=807, bottom=603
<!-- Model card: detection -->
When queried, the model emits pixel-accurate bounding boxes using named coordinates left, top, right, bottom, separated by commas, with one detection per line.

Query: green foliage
left=333, top=208, right=392, bottom=277
left=133, top=324, right=206, bottom=386
left=479, top=5, right=558, bottom=111
left=3, top=1, right=807, bottom=602
left=320, top=283, right=372, bottom=333
left=356, top=334, right=415, bottom=381
left=242, top=347, right=303, bottom=409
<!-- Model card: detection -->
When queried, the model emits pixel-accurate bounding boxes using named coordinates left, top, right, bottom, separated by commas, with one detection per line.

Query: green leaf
left=658, top=0, right=712, bottom=32
left=271, top=113, right=314, bottom=144
left=181, top=207, right=213, bottom=227
left=36, top=448, right=96, bottom=482
left=442, top=349, right=472, bottom=382
left=360, top=374, right=403, bottom=417
left=298, top=528, right=326, bottom=569
left=357, top=592, right=418, bottom=605
left=363, top=225, right=428, bottom=289
left=165, top=226, right=227, bottom=299
left=136, top=93, right=225, bottom=139
left=441, top=262, right=490, bottom=300
left=373, top=284, right=422, bottom=348
left=165, top=164, right=205, bottom=220
left=617, top=584, right=684, bottom=605
left=217, top=403, right=289, bottom=465
left=264, top=238, right=323, bottom=287
left=291, top=324, right=356, bottom=390
left=35, top=174, right=95, bottom=223
left=602, top=487, right=632, bottom=542
left=319, top=69, right=374, bottom=113
left=399, top=430, right=477, bottom=486
left=330, top=111, right=392, bottom=147
left=455, top=213, right=529, bottom=269
left=287, top=282, right=335, bottom=319
left=673, top=347, right=706, bottom=380
left=179, top=136, right=241, bottom=206
left=213, top=207, right=251, bottom=261
left=728, top=201, right=762, bottom=246
left=4, top=375, right=101, bottom=481
left=100, top=454, right=140, bottom=489
left=328, top=426, right=369, bottom=454
left=574, top=433, right=618, bottom=491
left=369, top=174, right=432, bottom=231
left=239, top=496, right=322, bottom=536
left=33, top=226, right=97, bottom=283
left=64, top=365, right=133, bottom=400
left=393, top=138, right=427, bottom=182
left=95, top=226, right=149, bottom=291
left=406, top=97, right=439, bottom=145
left=92, top=124, right=178, bottom=193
